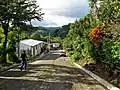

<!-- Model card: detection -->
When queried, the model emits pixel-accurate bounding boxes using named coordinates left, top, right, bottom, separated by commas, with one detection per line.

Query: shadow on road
left=39, top=53, right=60, bottom=60
left=27, top=64, right=101, bottom=85
left=0, top=64, right=104, bottom=90
left=0, top=78, right=73, bottom=90
left=0, top=70, right=35, bottom=77
left=0, top=50, right=107, bottom=90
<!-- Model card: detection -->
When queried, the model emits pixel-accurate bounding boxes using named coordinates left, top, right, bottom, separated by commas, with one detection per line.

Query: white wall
left=35, top=44, right=41, bottom=56
left=20, top=43, right=31, bottom=50
left=19, top=43, right=31, bottom=56
left=19, top=42, right=43, bottom=57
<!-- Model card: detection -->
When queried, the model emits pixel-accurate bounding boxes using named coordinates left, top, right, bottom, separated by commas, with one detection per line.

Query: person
left=20, top=50, right=27, bottom=71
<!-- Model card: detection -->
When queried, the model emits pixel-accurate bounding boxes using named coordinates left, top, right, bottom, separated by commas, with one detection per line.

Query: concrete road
left=0, top=50, right=107, bottom=90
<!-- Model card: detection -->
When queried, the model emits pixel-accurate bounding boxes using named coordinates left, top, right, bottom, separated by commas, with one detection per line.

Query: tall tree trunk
left=2, top=23, right=9, bottom=63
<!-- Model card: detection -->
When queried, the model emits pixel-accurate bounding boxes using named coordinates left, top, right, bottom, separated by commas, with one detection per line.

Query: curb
left=0, top=64, right=19, bottom=73
left=74, top=63, right=120, bottom=90
left=0, top=51, right=50, bottom=73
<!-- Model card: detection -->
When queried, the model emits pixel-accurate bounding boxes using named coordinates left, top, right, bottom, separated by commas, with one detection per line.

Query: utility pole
left=17, top=33, right=20, bottom=60
left=49, top=33, right=50, bottom=50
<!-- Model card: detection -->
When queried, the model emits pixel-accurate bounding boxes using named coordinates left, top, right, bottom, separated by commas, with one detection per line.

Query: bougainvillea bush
left=89, top=26, right=103, bottom=47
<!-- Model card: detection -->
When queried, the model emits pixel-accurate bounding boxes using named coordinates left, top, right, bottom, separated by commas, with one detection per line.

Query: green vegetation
left=0, top=0, right=44, bottom=63
left=63, top=0, right=120, bottom=72
left=0, top=0, right=119, bottom=78
left=0, top=0, right=60, bottom=64
left=52, top=24, right=70, bottom=39
left=30, top=33, right=41, bottom=40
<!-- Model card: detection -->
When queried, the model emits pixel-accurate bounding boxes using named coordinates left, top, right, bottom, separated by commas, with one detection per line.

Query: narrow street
left=0, top=50, right=107, bottom=90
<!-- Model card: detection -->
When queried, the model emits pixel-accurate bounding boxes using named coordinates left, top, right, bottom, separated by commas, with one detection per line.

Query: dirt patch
left=77, top=60, right=120, bottom=88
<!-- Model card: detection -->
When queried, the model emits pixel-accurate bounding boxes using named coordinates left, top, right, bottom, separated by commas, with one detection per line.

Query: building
left=52, top=43, right=60, bottom=49
left=19, top=39, right=43, bottom=56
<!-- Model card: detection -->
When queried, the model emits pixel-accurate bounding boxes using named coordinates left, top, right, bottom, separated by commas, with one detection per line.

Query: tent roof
left=20, top=39, right=43, bottom=46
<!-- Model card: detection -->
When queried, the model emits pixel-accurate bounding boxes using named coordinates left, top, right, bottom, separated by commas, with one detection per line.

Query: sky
left=32, top=0, right=89, bottom=27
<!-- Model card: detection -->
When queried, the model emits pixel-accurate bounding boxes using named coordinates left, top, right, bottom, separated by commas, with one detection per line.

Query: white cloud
left=43, top=15, right=76, bottom=27
left=35, top=0, right=89, bottom=27
left=37, top=0, right=71, bottom=9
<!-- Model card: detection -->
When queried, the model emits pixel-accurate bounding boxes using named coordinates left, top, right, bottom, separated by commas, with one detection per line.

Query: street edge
left=74, top=62, right=120, bottom=90
left=0, top=50, right=50, bottom=73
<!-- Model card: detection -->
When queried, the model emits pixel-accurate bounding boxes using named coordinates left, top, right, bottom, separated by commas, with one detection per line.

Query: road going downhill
left=0, top=50, right=107, bottom=90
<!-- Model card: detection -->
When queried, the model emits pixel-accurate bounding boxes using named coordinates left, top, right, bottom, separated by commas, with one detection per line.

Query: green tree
left=0, top=0, right=44, bottom=63
left=63, top=0, right=120, bottom=72
left=7, top=31, right=18, bottom=62
left=53, top=24, right=71, bottom=39
left=30, top=33, right=41, bottom=40
left=98, top=0, right=120, bottom=23
left=89, top=0, right=99, bottom=18
left=0, top=27, right=4, bottom=43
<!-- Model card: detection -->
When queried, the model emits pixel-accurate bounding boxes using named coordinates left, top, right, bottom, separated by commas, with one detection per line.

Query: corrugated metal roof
left=20, top=39, right=43, bottom=46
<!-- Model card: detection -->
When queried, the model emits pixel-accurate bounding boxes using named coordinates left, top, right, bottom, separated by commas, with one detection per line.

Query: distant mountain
left=38, top=26, right=60, bottom=35
left=38, top=24, right=71, bottom=39
left=35, top=30, right=48, bottom=36
left=52, top=24, right=71, bottom=39
left=44, top=27, right=60, bottom=33
left=27, top=25, right=70, bottom=39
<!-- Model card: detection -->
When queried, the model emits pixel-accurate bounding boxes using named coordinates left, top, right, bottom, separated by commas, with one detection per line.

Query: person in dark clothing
left=20, top=50, right=27, bottom=71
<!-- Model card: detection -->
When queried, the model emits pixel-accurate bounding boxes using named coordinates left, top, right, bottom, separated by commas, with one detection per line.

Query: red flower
left=89, top=26, right=103, bottom=47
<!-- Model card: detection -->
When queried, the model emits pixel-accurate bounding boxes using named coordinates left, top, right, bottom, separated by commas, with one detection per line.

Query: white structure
left=52, top=43, right=60, bottom=48
left=19, top=39, right=43, bottom=56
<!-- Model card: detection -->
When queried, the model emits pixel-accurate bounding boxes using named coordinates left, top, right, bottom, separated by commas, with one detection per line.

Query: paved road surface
left=0, top=50, right=107, bottom=90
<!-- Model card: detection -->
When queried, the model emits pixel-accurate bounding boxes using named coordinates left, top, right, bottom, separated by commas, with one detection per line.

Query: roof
left=20, top=39, right=43, bottom=46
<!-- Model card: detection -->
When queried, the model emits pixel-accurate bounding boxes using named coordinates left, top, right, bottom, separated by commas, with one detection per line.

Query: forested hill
left=40, top=27, right=59, bottom=34
left=51, top=24, right=71, bottom=39
left=34, top=24, right=71, bottom=39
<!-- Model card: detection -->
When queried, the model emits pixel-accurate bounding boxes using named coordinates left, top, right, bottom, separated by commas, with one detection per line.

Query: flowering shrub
left=89, top=26, right=103, bottom=47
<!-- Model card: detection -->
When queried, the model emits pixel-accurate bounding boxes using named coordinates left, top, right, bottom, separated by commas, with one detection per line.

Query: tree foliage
left=63, top=0, right=120, bottom=70
left=53, top=24, right=71, bottom=39
left=30, top=33, right=41, bottom=40
left=0, top=0, right=44, bottom=63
